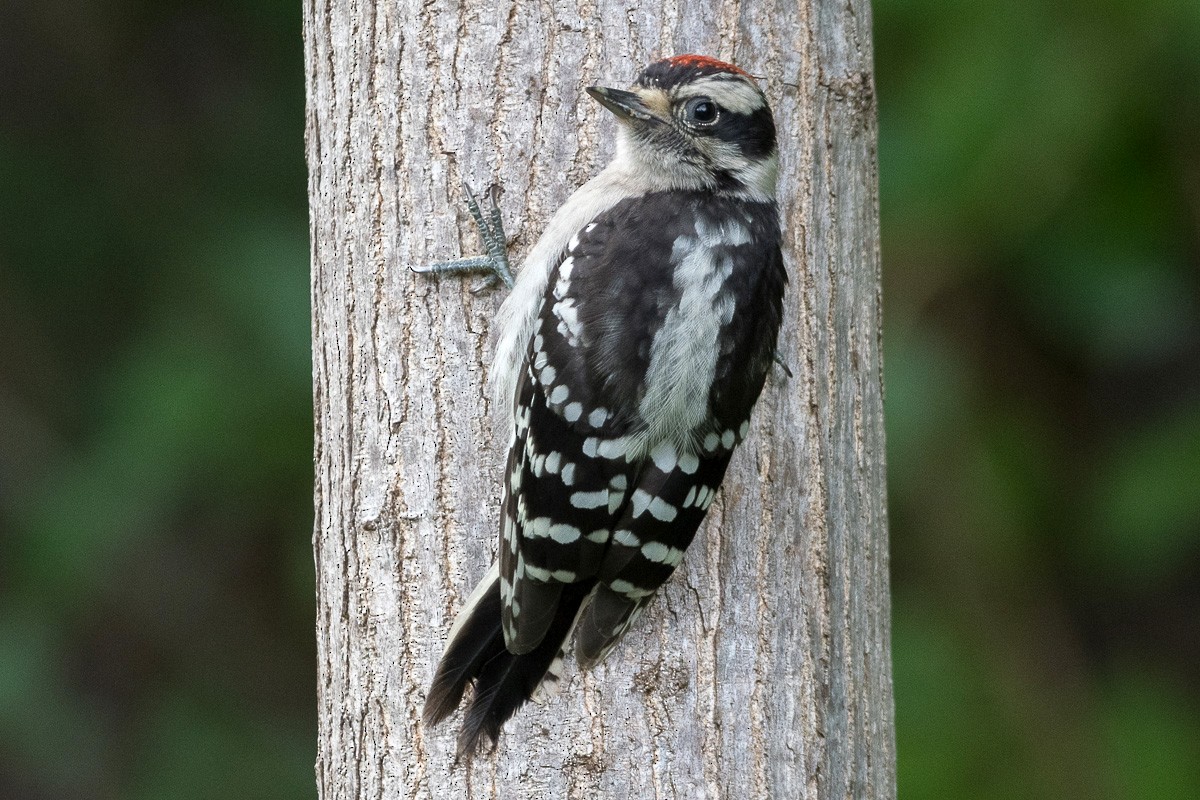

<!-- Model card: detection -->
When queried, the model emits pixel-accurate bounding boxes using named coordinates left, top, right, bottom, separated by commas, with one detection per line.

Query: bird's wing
left=498, top=192, right=786, bottom=659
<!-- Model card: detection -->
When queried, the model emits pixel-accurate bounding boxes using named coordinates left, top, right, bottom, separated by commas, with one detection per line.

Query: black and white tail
left=423, top=563, right=591, bottom=756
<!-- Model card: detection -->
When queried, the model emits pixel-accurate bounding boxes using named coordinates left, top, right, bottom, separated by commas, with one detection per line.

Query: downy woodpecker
left=420, top=55, right=786, bottom=756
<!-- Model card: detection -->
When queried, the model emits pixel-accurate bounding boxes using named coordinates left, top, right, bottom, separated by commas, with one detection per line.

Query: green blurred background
left=1, top=1, right=1197, bottom=798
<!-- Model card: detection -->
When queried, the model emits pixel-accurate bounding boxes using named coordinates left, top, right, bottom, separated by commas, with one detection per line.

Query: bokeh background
left=2, top=1, right=1197, bottom=798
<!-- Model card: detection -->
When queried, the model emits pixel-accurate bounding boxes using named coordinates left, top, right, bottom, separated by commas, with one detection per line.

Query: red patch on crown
left=665, top=54, right=752, bottom=79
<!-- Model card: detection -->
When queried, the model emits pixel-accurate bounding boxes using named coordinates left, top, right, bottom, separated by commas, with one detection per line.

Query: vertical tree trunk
left=305, top=1, right=892, bottom=797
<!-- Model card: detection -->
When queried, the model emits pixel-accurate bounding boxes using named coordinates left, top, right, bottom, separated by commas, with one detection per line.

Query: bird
left=417, top=54, right=786, bottom=757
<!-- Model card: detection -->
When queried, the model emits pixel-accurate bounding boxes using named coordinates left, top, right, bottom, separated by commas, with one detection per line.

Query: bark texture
left=305, top=1, right=892, bottom=797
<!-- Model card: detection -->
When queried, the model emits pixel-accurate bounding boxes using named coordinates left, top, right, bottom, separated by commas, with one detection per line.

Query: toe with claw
left=772, top=351, right=793, bottom=378
left=413, top=182, right=515, bottom=290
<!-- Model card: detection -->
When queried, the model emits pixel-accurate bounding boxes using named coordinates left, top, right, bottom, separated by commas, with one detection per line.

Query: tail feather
left=423, top=565, right=505, bottom=727
left=424, top=566, right=593, bottom=756
left=531, top=645, right=569, bottom=704
left=576, top=583, right=652, bottom=668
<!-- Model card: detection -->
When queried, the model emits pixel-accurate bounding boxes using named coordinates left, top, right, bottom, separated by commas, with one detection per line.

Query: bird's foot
left=772, top=351, right=793, bottom=378
left=413, top=182, right=514, bottom=291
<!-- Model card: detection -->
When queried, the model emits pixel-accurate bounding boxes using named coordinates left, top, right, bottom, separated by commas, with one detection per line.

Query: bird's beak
left=586, top=86, right=660, bottom=123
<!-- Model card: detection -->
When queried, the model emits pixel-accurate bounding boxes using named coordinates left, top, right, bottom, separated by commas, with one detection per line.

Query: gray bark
left=305, top=1, right=893, bottom=798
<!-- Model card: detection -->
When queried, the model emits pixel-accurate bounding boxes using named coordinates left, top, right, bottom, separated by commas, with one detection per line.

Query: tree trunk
left=305, top=1, right=892, bottom=797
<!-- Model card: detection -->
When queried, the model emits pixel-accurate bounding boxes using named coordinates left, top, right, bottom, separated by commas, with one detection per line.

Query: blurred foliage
left=0, top=0, right=1197, bottom=798
left=876, top=0, right=1200, bottom=796
left=0, top=2, right=313, bottom=799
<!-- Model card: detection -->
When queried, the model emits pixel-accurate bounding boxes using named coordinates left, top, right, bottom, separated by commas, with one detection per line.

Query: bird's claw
left=414, top=182, right=514, bottom=290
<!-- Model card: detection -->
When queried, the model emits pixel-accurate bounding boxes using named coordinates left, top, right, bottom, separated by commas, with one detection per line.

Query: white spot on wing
left=553, top=298, right=582, bottom=345
left=608, top=579, right=654, bottom=599
left=554, top=257, right=575, bottom=301
left=526, top=516, right=550, bottom=539
left=613, top=529, right=641, bottom=547
left=640, top=541, right=670, bottom=562
left=650, top=440, right=677, bottom=473
left=569, top=490, right=609, bottom=509
left=631, top=489, right=652, bottom=518
left=641, top=541, right=683, bottom=564
left=524, top=562, right=552, bottom=581
left=597, top=438, right=629, bottom=459
left=647, top=496, right=677, bottom=522
left=548, top=523, right=581, bottom=544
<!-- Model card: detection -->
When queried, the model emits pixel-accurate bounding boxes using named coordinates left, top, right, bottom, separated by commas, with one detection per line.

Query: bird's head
left=587, top=55, right=778, bottom=201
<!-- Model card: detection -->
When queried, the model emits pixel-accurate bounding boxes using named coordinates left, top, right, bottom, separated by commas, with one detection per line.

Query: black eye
left=684, top=97, right=719, bottom=126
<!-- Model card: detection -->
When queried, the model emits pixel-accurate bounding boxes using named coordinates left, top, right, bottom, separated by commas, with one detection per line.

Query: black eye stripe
left=706, top=106, right=776, bottom=160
